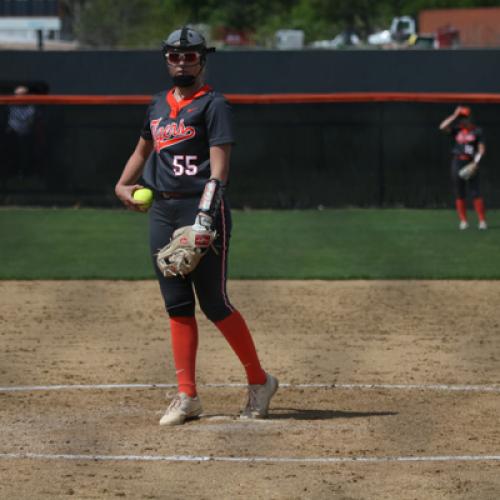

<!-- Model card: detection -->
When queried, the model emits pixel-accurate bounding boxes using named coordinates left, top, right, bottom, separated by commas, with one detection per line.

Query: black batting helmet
left=161, top=26, right=215, bottom=56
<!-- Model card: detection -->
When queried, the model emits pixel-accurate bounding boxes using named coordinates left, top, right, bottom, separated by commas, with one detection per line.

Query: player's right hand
left=115, top=184, right=145, bottom=211
left=455, top=106, right=470, bottom=117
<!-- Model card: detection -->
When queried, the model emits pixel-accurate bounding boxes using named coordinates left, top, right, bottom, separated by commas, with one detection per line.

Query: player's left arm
left=473, top=128, right=486, bottom=167
left=193, top=144, right=231, bottom=231
left=209, top=144, right=231, bottom=183
left=193, top=96, right=234, bottom=231
left=474, top=142, right=485, bottom=167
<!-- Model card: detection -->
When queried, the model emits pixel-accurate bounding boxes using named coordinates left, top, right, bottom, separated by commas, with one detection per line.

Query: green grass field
left=1, top=207, right=499, bottom=279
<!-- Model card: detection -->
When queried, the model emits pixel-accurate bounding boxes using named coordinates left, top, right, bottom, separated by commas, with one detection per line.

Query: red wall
left=419, top=7, right=500, bottom=47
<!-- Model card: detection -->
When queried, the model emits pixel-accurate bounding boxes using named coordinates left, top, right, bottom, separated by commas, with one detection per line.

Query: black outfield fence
left=2, top=48, right=500, bottom=208
left=1, top=97, right=499, bottom=208
left=2, top=49, right=500, bottom=95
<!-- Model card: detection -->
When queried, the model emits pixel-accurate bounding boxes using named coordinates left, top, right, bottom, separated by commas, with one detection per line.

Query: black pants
left=149, top=196, right=234, bottom=322
left=451, top=157, right=480, bottom=199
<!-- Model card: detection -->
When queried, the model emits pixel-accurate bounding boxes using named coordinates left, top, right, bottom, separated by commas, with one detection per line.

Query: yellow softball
left=133, top=188, right=153, bottom=211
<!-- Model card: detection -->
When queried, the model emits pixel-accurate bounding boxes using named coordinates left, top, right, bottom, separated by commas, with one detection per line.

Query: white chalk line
left=0, top=383, right=499, bottom=393
left=0, top=452, right=499, bottom=464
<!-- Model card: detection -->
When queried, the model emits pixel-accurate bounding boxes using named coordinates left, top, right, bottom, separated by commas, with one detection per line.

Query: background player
left=439, top=106, right=487, bottom=230
left=4, top=86, right=37, bottom=181
left=115, top=27, right=278, bottom=426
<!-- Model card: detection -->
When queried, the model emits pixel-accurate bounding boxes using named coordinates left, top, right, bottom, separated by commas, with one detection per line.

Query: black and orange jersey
left=450, top=125, right=484, bottom=161
left=140, top=85, right=234, bottom=192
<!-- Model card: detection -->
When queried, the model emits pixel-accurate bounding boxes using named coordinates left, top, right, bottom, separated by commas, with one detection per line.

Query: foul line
left=0, top=452, right=499, bottom=464
left=0, top=383, right=499, bottom=393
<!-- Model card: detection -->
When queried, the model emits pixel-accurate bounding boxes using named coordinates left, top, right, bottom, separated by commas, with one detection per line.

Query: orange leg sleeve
left=169, top=316, right=198, bottom=397
left=473, top=197, right=486, bottom=222
left=215, top=311, right=267, bottom=385
left=455, top=198, right=467, bottom=222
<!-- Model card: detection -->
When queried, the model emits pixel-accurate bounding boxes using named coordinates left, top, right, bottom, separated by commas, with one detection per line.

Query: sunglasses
left=166, top=52, right=201, bottom=65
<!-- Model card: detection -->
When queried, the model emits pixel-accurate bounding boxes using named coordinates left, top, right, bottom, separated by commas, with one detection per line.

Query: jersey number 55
left=173, top=155, right=198, bottom=176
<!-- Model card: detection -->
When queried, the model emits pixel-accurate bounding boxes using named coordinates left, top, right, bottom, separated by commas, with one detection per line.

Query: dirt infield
left=1, top=280, right=499, bottom=499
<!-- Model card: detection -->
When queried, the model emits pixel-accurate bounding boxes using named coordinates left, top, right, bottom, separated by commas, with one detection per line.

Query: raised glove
left=458, top=162, right=478, bottom=180
left=156, top=226, right=216, bottom=278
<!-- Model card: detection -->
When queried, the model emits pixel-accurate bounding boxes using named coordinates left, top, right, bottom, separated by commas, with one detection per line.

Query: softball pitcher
left=439, top=106, right=487, bottom=230
left=115, top=27, right=278, bottom=425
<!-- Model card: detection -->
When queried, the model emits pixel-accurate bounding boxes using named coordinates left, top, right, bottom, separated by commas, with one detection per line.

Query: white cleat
left=240, top=373, right=279, bottom=419
left=159, top=393, right=202, bottom=426
left=478, top=221, right=488, bottom=230
left=459, top=220, right=469, bottom=230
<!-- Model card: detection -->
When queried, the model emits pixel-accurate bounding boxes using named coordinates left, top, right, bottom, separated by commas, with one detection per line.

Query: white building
left=0, top=0, right=65, bottom=48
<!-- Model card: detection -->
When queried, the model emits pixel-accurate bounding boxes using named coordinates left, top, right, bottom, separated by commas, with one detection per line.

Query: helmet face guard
left=161, top=26, right=215, bottom=62
left=162, top=27, right=215, bottom=87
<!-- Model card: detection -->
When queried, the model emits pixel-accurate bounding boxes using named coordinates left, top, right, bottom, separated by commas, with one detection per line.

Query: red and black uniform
left=125, top=26, right=270, bottom=405
left=141, top=85, right=234, bottom=193
left=140, top=85, right=235, bottom=321
left=450, top=124, right=484, bottom=199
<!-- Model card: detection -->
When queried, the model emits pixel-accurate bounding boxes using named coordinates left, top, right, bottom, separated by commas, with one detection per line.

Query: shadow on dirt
left=270, top=408, right=398, bottom=420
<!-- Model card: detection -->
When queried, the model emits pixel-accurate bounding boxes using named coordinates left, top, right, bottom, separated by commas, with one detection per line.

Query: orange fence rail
left=2, top=92, right=500, bottom=105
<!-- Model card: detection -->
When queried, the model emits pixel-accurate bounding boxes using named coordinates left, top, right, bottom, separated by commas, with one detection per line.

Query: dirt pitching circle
left=1, top=280, right=499, bottom=499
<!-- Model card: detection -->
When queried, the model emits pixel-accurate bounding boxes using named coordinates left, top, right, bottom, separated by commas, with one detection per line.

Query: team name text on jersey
left=455, top=129, right=476, bottom=144
left=150, top=118, right=196, bottom=152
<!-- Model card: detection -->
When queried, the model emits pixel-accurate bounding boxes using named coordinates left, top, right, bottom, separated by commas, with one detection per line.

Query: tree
left=67, top=0, right=190, bottom=48
left=60, top=0, right=500, bottom=48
